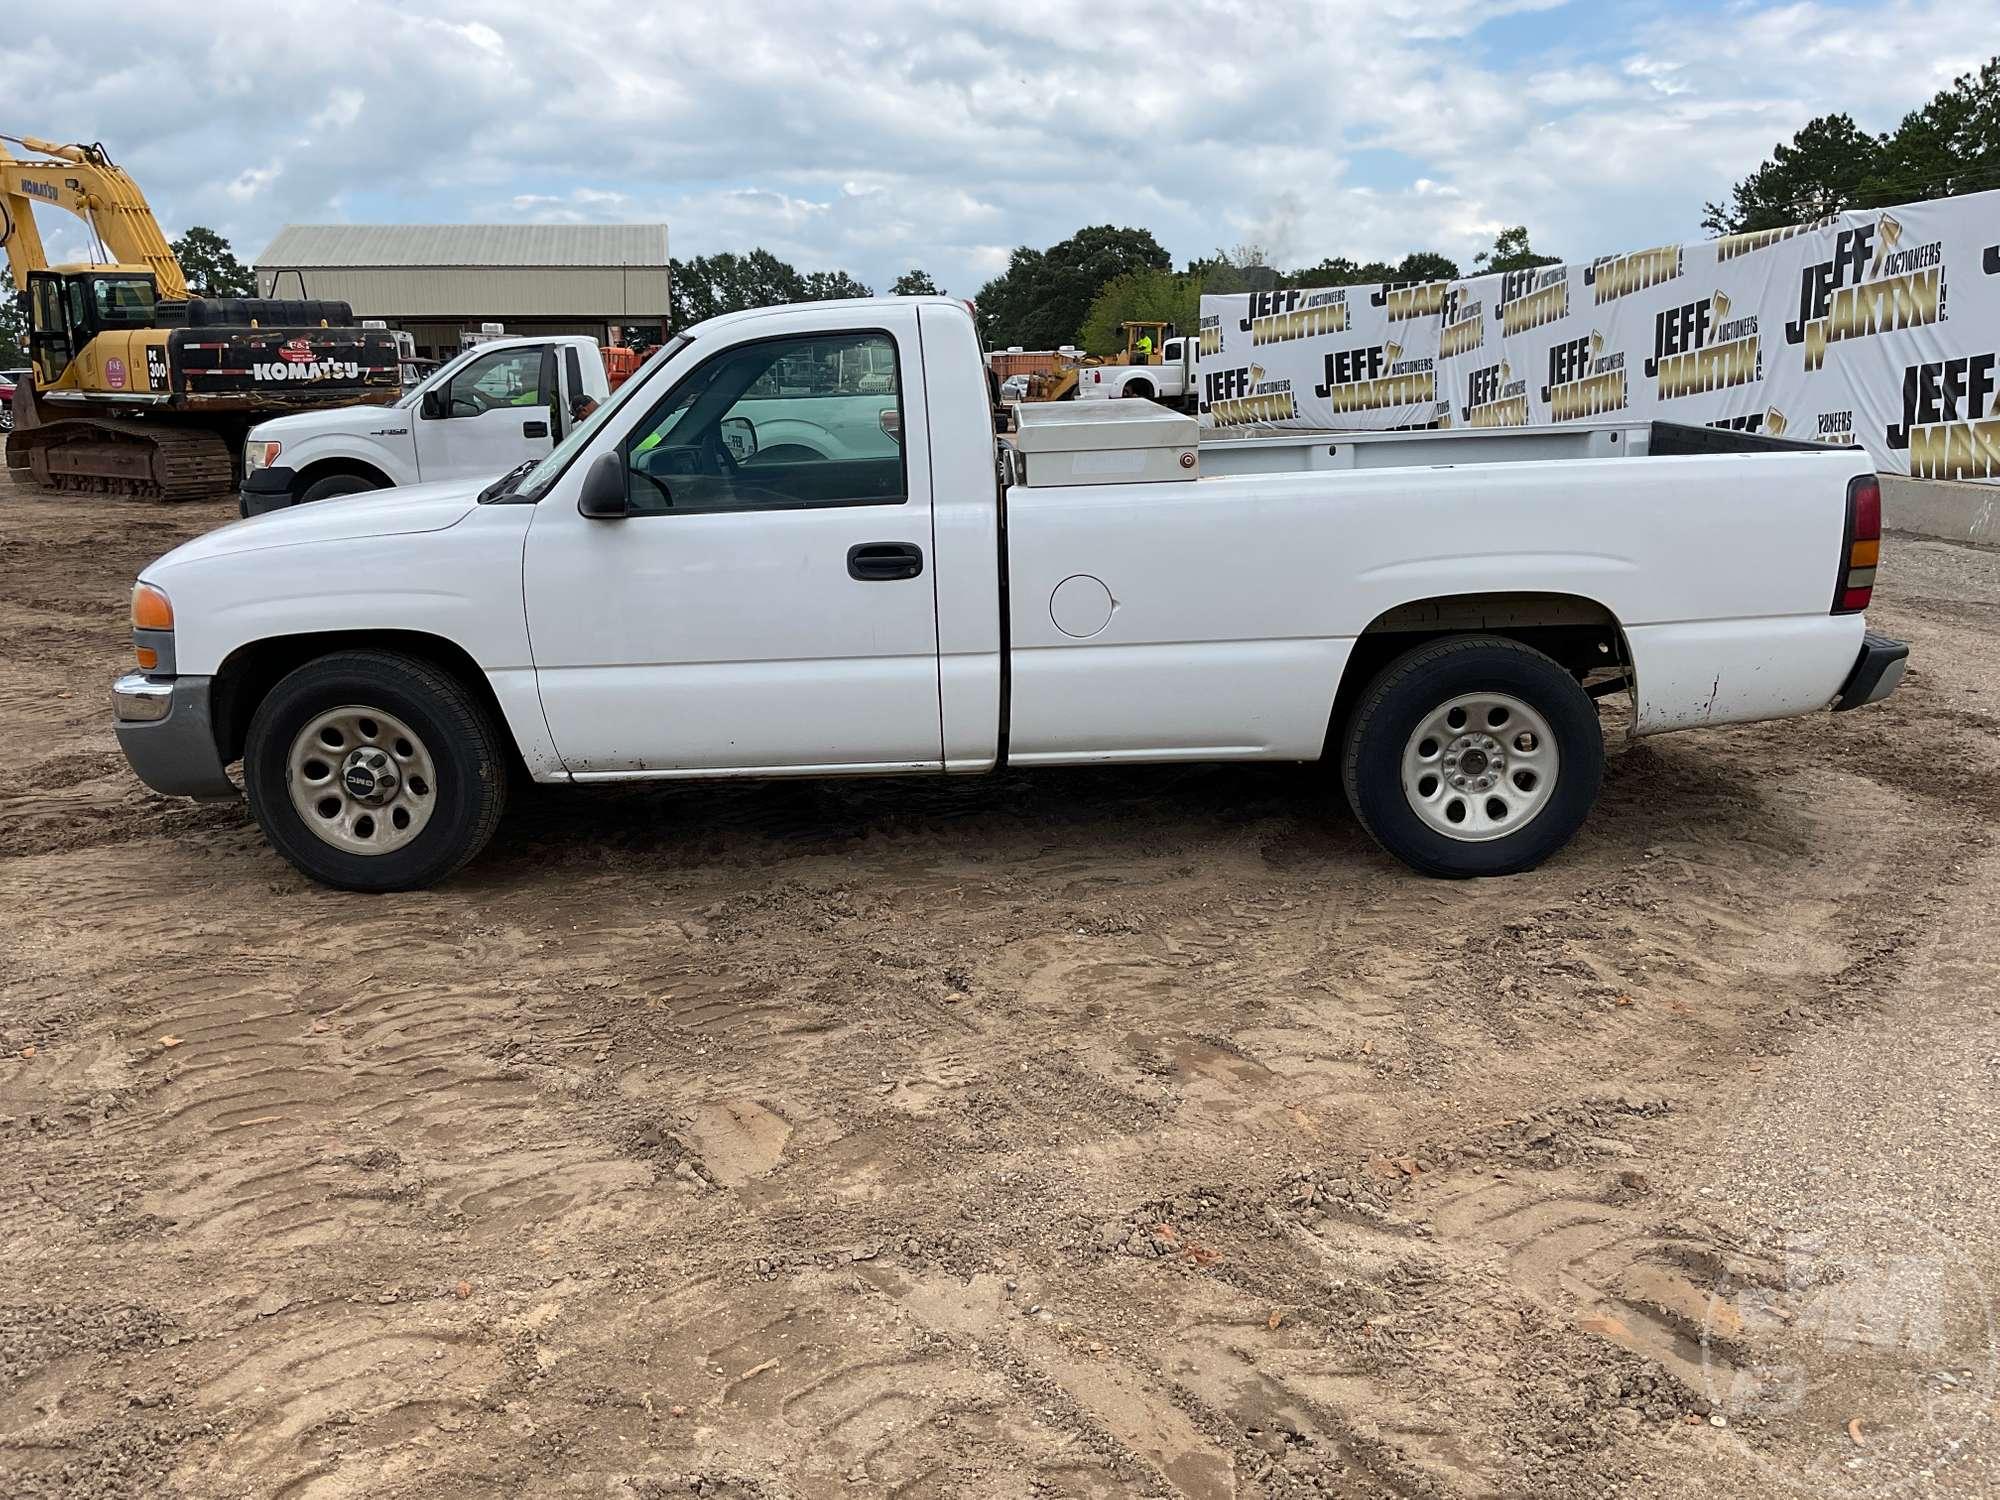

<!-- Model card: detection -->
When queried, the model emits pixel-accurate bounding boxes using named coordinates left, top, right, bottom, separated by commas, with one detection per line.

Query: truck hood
left=145, top=479, right=487, bottom=574
left=250, top=401, right=414, bottom=444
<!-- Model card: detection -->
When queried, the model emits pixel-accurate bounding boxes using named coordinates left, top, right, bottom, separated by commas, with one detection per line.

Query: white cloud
left=6, top=0, right=1996, bottom=298
left=309, top=88, right=365, bottom=131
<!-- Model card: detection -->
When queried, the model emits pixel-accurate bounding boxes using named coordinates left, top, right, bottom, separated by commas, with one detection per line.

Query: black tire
left=1340, top=634, right=1603, bottom=878
left=1122, top=382, right=1155, bottom=402
left=244, top=650, right=509, bottom=891
left=296, top=471, right=383, bottom=505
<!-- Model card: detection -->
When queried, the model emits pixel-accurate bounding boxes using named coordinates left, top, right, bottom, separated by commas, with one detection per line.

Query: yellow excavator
left=1, top=134, right=400, bottom=499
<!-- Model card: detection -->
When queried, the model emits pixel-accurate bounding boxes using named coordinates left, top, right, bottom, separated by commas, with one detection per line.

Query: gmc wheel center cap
left=340, top=750, right=396, bottom=804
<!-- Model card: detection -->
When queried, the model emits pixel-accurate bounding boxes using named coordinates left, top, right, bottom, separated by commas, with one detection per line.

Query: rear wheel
left=244, top=650, right=508, bottom=890
left=296, top=471, right=383, bottom=505
left=1341, top=635, right=1603, bottom=877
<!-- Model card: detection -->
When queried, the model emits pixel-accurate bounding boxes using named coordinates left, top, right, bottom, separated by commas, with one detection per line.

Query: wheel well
left=1122, top=379, right=1155, bottom=399
left=750, top=443, right=826, bottom=464
left=1323, top=592, right=1629, bottom=758
left=292, top=456, right=393, bottom=496
left=210, top=629, right=520, bottom=773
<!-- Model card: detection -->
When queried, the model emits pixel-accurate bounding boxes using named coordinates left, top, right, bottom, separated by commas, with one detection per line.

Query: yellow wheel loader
left=2, top=135, right=400, bottom=500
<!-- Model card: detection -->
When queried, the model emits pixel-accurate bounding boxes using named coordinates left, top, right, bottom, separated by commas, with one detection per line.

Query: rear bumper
left=239, top=465, right=297, bottom=518
left=1833, top=631, right=1910, bottom=711
left=112, top=673, right=239, bottom=799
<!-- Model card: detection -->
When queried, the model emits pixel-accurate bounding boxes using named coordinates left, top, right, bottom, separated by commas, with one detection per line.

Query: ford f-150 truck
left=111, top=296, right=1908, bottom=891
left=236, top=334, right=610, bottom=515
left=1074, top=333, right=1196, bottom=408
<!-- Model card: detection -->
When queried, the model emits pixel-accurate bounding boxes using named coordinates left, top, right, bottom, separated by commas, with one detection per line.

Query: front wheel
left=1341, top=635, right=1603, bottom=877
left=244, top=650, right=509, bottom=891
left=296, top=471, right=383, bottom=505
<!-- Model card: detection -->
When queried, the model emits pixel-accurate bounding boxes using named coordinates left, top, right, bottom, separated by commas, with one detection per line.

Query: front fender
left=148, top=505, right=563, bottom=779
left=279, top=429, right=420, bottom=488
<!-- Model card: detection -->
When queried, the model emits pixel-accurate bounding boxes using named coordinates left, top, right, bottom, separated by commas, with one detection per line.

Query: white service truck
left=237, top=334, right=610, bottom=514
left=113, top=296, right=1907, bottom=892
left=1073, top=333, right=1196, bottom=407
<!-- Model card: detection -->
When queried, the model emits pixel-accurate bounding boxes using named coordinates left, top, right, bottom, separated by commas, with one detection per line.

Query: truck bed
left=1197, top=419, right=1823, bottom=476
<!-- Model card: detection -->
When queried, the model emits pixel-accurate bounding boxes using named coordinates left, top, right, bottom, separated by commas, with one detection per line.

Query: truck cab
left=238, top=334, right=610, bottom=514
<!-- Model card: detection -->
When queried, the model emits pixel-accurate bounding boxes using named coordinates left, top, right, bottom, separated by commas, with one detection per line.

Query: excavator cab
left=25, top=265, right=157, bottom=384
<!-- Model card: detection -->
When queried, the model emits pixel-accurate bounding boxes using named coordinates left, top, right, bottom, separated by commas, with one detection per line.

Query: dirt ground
left=3, top=482, right=1998, bottom=1500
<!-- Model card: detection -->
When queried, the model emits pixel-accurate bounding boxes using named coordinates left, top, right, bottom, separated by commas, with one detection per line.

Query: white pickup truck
left=1073, top=334, right=1196, bottom=407
left=112, top=296, right=1908, bottom=892
left=236, top=334, right=610, bottom=514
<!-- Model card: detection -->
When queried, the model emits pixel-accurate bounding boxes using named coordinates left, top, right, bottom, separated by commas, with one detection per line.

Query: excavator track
left=6, top=417, right=235, bottom=502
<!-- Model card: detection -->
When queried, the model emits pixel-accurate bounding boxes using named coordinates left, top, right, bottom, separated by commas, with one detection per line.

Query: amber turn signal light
left=132, top=582, right=174, bottom=631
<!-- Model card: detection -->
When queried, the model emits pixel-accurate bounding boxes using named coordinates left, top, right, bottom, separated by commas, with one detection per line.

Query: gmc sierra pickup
left=112, top=296, right=1908, bottom=891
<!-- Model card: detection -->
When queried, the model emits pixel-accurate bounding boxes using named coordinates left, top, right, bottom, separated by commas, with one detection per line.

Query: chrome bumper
left=112, top=674, right=239, bottom=799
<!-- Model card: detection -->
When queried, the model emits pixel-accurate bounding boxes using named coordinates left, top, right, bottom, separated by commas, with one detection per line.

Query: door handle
left=847, top=542, right=923, bottom=581
left=523, top=419, right=549, bottom=438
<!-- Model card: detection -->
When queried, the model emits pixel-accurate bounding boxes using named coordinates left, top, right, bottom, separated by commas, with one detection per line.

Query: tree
left=1077, top=269, right=1201, bottom=356
left=1186, top=244, right=1279, bottom=296
left=1472, top=226, right=1559, bottom=273
left=1286, top=255, right=1396, bottom=287
left=974, top=225, right=1171, bottom=348
left=800, top=269, right=873, bottom=301
left=673, top=249, right=805, bottom=325
left=0, top=295, right=26, bottom=367
left=1394, top=250, right=1461, bottom=283
left=1701, top=113, right=1882, bottom=234
left=171, top=225, right=253, bottom=297
left=667, top=250, right=876, bottom=328
left=890, top=269, right=940, bottom=296
left=1863, top=56, right=2000, bottom=206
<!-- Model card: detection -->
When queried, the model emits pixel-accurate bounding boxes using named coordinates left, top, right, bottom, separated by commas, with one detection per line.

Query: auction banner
left=1198, top=185, right=2000, bottom=484
left=1196, top=280, right=1447, bottom=432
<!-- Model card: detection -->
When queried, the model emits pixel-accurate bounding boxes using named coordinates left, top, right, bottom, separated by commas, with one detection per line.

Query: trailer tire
left=244, top=650, right=508, bottom=891
left=1341, top=634, right=1602, bottom=878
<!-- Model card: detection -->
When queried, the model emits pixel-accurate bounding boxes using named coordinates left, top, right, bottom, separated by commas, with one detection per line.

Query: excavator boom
left=0, top=135, right=188, bottom=299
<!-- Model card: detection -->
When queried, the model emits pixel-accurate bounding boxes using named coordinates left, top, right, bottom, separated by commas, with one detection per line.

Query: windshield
left=396, top=342, right=482, bottom=408
left=511, top=334, right=691, bottom=502
left=89, top=276, right=157, bottom=328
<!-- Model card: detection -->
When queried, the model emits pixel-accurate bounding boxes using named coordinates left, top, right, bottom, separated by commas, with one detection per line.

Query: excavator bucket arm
left=0, top=134, right=188, bottom=300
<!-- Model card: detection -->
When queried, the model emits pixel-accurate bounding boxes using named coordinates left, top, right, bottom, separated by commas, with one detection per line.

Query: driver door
left=27, top=273, right=76, bottom=384
left=415, top=344, right=554, bottom=481
left=521, top=311, right=942, bottom=775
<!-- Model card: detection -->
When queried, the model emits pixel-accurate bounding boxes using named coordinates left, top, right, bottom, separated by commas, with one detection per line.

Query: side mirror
left=719, top=415, right=758, bottom=463
left=419, top=388, right=445, bottom=420
left=576, top=451, right=631, bottom=519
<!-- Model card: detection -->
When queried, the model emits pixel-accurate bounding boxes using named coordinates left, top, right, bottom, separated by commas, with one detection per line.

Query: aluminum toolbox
left=1010, top=401, right=1199, bottom=487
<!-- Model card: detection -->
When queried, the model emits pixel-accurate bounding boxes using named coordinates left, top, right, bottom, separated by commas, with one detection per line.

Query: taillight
left=1834, top=473, right=1881, bottom=613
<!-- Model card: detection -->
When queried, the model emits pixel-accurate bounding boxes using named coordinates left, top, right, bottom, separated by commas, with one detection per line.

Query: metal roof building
left=255, top=223, right=671, bottom=357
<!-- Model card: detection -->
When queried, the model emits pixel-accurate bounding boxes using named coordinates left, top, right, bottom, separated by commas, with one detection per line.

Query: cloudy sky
left=11, top=0, right=1997, bottom=294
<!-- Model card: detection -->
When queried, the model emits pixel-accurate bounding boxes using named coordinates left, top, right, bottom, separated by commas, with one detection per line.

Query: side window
left=443, top=346, right=544, bottom=416
left=621, top=332, right=906, bottom=515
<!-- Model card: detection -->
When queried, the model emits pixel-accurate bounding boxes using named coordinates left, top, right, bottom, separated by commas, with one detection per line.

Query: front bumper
left=112, top=674, right=239, bottom=799
left=1833, top=631, right=1910, bottom=711
left=239, top=465, right=298, bottom=518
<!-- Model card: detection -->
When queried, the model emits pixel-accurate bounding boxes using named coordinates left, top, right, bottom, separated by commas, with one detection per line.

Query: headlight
left=246, top=439, right=282, bottom=470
